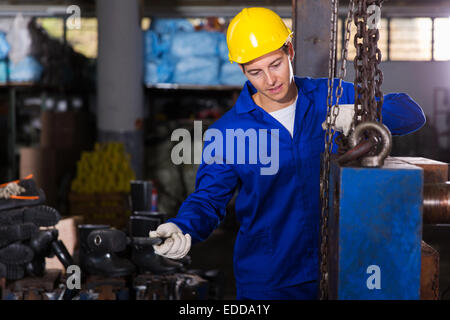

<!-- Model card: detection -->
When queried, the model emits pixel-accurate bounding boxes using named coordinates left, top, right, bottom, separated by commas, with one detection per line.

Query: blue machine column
left=96, top=0, right=144, bottom=179
left=327, top=157, right=423, bottom=299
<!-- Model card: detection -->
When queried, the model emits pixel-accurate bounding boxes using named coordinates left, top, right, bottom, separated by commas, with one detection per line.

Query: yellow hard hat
left=226, top=7, right=293, bottom=64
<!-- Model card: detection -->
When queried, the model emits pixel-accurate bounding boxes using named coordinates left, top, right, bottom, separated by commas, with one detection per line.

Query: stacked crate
left=69, top=192, right=130, bottom=230
left=69, top=142, right=135, bottom=229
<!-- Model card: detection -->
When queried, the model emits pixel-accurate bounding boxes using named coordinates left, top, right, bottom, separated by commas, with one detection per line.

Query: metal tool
left=128, top=237, right=163, bottom=246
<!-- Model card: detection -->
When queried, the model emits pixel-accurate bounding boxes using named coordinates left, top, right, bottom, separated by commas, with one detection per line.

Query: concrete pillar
left=96, top=0, right=144, bottom=179
left=293, top=0, right=332, bottom=78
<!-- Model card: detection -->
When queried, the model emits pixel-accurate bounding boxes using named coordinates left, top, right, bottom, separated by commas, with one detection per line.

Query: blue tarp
left=144, top=57, right=174, bottom=84
left=0, top=33, right=10, bottom=60
left=173, top=56, right=220, bottom=85
left=0, top=56, right=43, bottom=83
left=150, top=18, right=194, bottom=34
left=0, top=60, right=7, bottom=83
left=144, top=19, right=244, bottom=86
left=144, top=30, right=159, bottom=60
left=8, top=56, right=43, bottom=82
left=170, top=31, right=221, bottom=58
left=217, top=32, right=229, bottom=62
left=144, top=30, right=173, bottom=60
left=219, top=61, right=247, bottom=86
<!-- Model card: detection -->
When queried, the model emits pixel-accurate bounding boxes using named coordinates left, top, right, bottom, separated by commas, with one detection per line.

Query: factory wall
left=346, top=61, right=450, bottom=130
left=345, top=60, right=450, bottom=161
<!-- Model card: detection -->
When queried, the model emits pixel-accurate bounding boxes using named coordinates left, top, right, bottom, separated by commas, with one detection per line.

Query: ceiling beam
left=0, top=1, right=450, bottom=18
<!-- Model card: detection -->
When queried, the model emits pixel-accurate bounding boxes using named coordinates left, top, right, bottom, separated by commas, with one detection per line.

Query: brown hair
left=281, top=43, right=289, bottom=55
left=240, top=43, right=291, bottom=71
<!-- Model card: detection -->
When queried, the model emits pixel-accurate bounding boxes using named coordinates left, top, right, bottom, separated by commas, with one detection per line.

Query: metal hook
left=349, top=121, right=392, bottom=167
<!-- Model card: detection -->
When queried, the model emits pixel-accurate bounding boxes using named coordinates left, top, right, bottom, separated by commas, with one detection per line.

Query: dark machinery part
left=129, top=214, right=183, bottom=275
left=50, top=238, right=77, bottom=300
left=130, top=237, right=162, bottom=246
left=50, top=240, right=73, bottom=269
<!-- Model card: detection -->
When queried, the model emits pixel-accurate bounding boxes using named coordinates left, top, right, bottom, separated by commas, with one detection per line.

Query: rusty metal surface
left=337, top=136, right=376, bottom=165
left=8, top=269, right=61, bottom=292
left=84, top=275, right=127, bottom=289
left=421, top=241, right=440, bottom=300
left=79, top=275, right=129, bottom=300
left=423, top=183, right=450, bottom=224
left=5, top=269, right=63, bottom=300
left=134, top=273, right=209, bottom=300
left=394, top=157, right=449, bottom=224
left=394, top=157, right=448, bottom=183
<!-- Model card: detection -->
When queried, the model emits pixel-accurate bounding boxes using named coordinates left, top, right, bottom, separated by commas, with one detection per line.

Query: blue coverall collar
left=235, top=76, right=317, bottom=114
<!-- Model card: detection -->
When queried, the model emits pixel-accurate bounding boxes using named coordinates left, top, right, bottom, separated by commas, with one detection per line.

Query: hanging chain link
left=354, top=0, right=384, bottom=133
left=371, top=0, right=384, bottom=125
left=320, top=0, right=355, bottom=300
left=320, top=0, right=385, bottom=300
left=320, top=0, right=338, bottom=298
left=319, top=0, right=337, bottom=297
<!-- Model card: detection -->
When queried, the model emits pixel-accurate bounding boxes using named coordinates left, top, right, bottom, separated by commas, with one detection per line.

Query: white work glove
left=321, top=104, right=356, bottom=136
left=149, top=222, right=191, bottom=259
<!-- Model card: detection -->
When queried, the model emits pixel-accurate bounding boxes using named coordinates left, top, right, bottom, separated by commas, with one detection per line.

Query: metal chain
left=319, top=0, right=338, bottom=299
left=370, top=0, right=384, bottom=125
left=320, top=0, right=355, bottom=300
left=320, top=0, right=385, bottom=300
left=353, top=0, right=384, bottom=136
left=336, top=0, right=386, bottom=164
left=354, top=0, right=367, bottom=126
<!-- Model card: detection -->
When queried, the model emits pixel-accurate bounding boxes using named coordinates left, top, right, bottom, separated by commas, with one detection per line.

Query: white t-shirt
left=269, top=96, right=298, bottom=138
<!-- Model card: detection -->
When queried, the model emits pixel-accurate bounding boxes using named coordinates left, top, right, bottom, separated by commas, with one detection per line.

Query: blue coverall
left=167, top=76, right=426, bottom=299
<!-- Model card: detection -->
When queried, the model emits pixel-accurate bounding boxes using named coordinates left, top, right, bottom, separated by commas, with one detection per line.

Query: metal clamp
left=349, top=121, right=392, bottom=167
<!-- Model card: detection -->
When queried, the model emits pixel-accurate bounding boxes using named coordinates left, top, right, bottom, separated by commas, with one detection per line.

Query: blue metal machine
left=327, top=157, right=423, bottom=299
